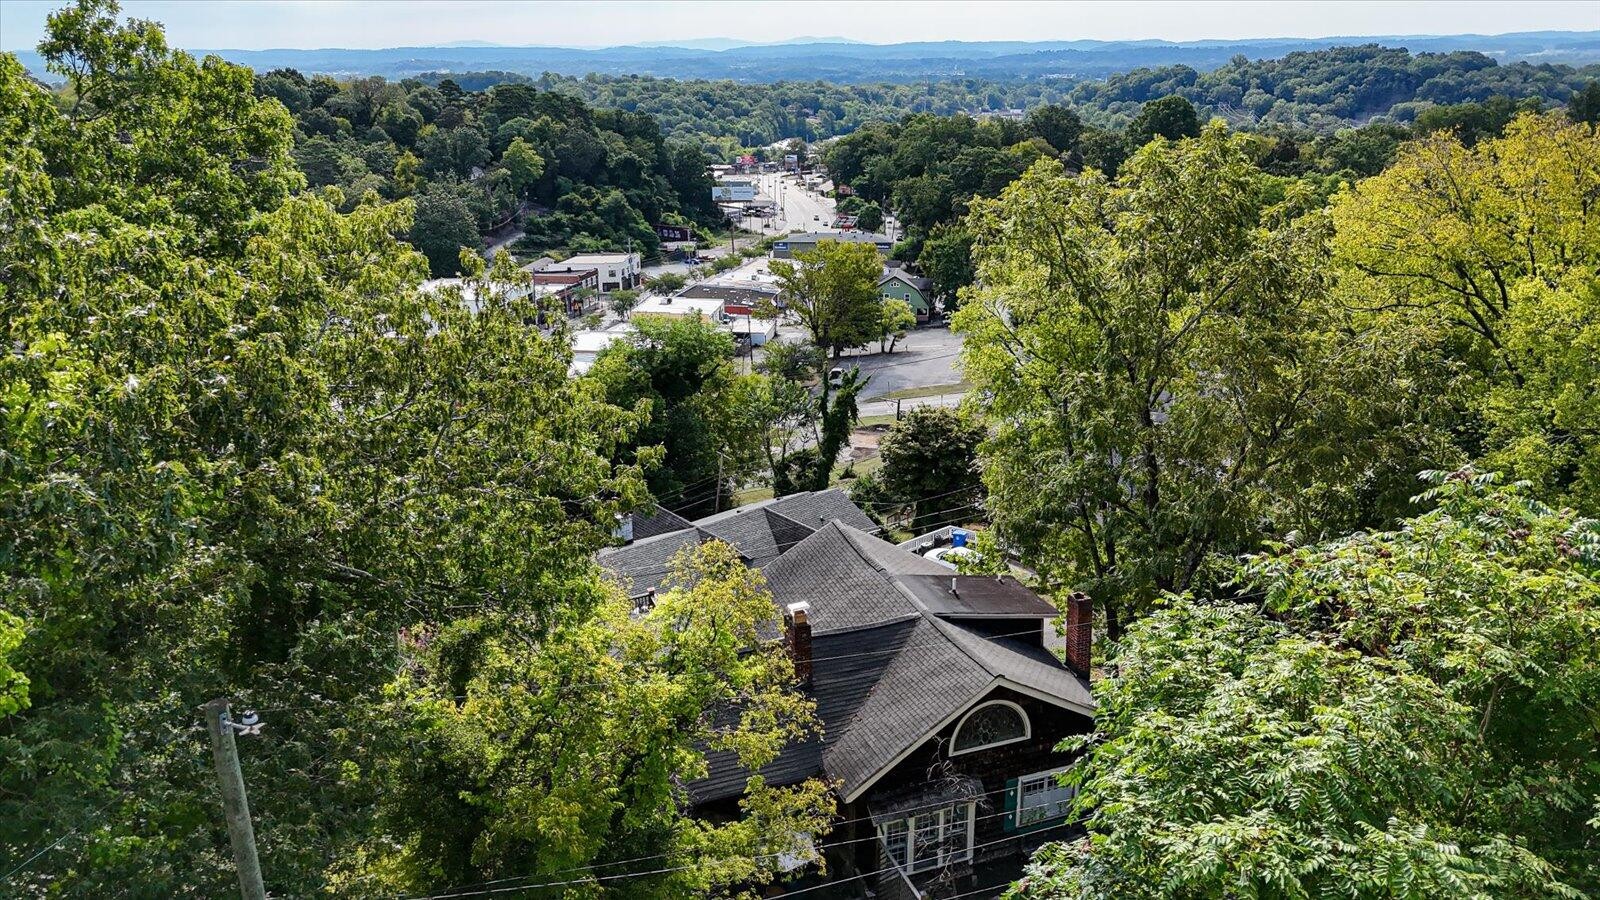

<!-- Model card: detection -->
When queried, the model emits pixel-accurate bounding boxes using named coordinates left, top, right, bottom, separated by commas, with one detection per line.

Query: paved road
left=750, top=172, right=838, bottom=235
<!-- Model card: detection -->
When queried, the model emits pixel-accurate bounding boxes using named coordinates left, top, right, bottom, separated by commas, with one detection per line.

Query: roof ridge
left=924, top=613, right=1002, bottom=678
left=597, top=524, right=706, bottom=555
left=760, top=506, right=813, bottom=534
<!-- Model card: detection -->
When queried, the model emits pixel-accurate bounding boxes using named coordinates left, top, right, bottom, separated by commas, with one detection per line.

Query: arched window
left=950, top=700, right=1029, bottom=755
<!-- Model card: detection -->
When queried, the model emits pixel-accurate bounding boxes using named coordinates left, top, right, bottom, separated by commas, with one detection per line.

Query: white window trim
left=842, top=679, right=1092, bottom=804
left=1015, top=765, right=1076, bottom=828
left=948, top=699, right=1030, bottom=756
left=877, top=802, right=975, bottom=875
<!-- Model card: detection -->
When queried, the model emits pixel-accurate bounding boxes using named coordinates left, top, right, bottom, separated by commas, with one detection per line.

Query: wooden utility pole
left=714, top=451, right=725, bottom=511
left=203, top=698, right=266, bottom=900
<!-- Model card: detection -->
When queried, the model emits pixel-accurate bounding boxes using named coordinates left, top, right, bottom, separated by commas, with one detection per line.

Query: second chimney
left=1065, top=592, right=1093, bottom=677
left=785, top=601, right=813, bottom=685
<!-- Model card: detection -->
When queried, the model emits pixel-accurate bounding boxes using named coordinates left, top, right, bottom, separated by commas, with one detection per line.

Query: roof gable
left=695, top=522, right=1093, bottom=803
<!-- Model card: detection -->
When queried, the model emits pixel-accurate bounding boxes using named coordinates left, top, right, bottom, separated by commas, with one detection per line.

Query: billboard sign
left=711, top=183, right=757, bottom=202
left=654, top=224, right=693, bottom=242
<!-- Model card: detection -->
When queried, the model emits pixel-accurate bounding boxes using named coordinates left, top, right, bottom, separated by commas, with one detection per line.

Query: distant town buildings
left=772, top=231, right=894, bottom=258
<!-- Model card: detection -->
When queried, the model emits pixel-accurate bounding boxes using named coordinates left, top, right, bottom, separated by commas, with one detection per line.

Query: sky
left=2, top=0, right=1597, bottom=51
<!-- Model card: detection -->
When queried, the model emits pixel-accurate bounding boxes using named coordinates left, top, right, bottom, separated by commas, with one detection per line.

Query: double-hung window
left=878, top=802, right=974, bottom=874
left=1015, top=768, right=1076, bottom=828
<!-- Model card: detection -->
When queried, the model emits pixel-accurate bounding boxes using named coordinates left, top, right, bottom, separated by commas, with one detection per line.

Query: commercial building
left=772, top=231, right=895, bottom=259
left=568, top=324, right=634, bottom=375
left=630, top=293, right=728, bottom=323
left=548, top=253, right=641, bottom=292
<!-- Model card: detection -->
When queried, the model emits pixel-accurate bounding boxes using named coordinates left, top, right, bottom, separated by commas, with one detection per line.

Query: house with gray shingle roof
left=689, top=521, right=1094, bottom=898
left=598, top=489, right=878, bottom=604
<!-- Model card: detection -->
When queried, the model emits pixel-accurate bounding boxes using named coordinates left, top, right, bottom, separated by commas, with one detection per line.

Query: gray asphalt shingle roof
left=598, top=490, right=874, bottom=599
left=691, top=522, right=1093, bottom=803
left=880, top=267, right=934, bottom=293
left=629, top=505, right=694, bottom=541
left=596, top=528, right=708, bottom=599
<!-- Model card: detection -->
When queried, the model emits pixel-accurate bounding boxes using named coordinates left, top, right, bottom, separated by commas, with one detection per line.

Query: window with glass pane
left=943, top=803, right=972, bottom=862
left=881, top=819, right=908, bottom=869
left=1017, top=770, right=1075, bottom=826
left=881, top=803, right=975, bottom=875
left=952, top=702, right=1027, bottom=753
left=910, top=813, right=942, bottom=872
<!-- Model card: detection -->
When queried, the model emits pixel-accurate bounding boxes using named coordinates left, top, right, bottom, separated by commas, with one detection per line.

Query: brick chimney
left=1065, top=592, right=1093, bottom=676
left=785, top=601, right=813, bottom=686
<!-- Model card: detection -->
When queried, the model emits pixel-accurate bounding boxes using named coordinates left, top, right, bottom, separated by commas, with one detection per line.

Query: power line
left=422, top=777, right=1054, bottom=895
left=252, top=618, right=1087, bottom=718
left=2, top=720, right=202, bottom=886
left=396, top=805, right=1077, bottom=899
left=0, top=795, right=124, bottom=885
left=602, top=501, right=987, bottom=585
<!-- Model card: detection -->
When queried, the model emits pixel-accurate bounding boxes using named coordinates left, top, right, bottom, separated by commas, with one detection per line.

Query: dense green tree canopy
left=0, top=4, right=789, bottom=895
left=1331, top=113, right=1600, bottom=513
left=957, top=124, right=1444, bottom=636
left=1015, top=473, right=1600, bottom=899
left=587, top=315, right=766, bottom=518
left=1125, top=94, right=1202, bottom=145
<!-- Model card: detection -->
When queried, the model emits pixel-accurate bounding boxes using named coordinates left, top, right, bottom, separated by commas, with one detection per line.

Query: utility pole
left=714, top=451, right=725, bottom=511
left=204, top=698, right=266, bottom=900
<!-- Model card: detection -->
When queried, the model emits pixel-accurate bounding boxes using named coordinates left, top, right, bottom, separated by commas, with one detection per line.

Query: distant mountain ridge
left=13, top=31, right=1600, bottom=83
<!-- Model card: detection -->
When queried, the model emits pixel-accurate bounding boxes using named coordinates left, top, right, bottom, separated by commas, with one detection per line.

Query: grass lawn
left=872, top=381, right=971, bottom=402
left=832, top=453, right=883, bottom=485
left=732, top=485, right=775, bottom=506
left=857, top=414, right=898, bottom=428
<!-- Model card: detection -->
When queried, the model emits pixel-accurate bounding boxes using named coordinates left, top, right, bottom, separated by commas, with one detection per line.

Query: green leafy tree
left=502, top=135, right=545, bottom=197
left=853, top=199, right=885, bottom=233
left=0, top=612, right=28, bottom=721
left=376, top=100, right=424, bottom=146
left=877, top=407, right=985, bottom=532
left=1, top=5, right=652, bottom=893
left=646, top=271, right=689, bottom=294
left=1016, top=472, right=1600, bottom=899
left=359, top=540, right=836, bottom=896
left=769, top=240, right=885, bottom=359
left=919, top=222, right=976, bottom=308
left=877, top=296, right=917, bottom=353
left=1026, top=103, right=1084, bottom=154
left=416, top=123, right=491, bottom=179
left=958, top=125, right=1442, bottom=637
left=409, top=178, right=482, bottom=275
left=1126, top=95, right=1202, bottom=146
left=587, top=315, right=759, bottom=516
left=1571, top=80, right=1600, bottom=124
left=608, top=287, right=640, bottom=318
left=1330, top=113, right=1600, bottom=512
left=732, top=370, right=815, bottom=492
left=1073, top=125, right=1129, bottom=176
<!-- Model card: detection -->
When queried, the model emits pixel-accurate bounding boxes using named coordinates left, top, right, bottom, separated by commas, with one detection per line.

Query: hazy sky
left=2, top=0, right=1597, bottom=51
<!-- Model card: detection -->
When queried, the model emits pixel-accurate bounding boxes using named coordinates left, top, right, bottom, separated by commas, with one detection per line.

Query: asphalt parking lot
left=848, top=327, right=964, bottom=400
